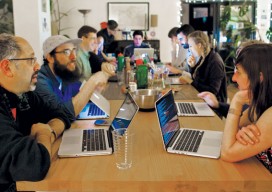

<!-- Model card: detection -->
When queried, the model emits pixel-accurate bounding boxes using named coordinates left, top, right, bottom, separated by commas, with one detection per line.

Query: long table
left=17, top=99, right=272, bottom=191
left=103, top=82, right=200, bottom=100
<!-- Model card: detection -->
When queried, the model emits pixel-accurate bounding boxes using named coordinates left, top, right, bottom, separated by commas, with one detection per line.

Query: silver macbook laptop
left=155, top=90, right=222, bottom=159
left=77, top=91, right=110, bottom=119
left=175, top=101, right=215, bottom=117
left=134, top=48, right=154, bottom=59
left=58, top=93, right=139, bottom=157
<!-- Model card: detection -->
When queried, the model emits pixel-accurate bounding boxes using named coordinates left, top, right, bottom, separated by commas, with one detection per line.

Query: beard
left=53, top=60, right=81, bottom=82
left=29, top=70, right=39, bottom=91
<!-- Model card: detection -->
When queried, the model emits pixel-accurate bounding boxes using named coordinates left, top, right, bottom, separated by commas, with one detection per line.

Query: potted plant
left=219, top=1, right=257, bottom=85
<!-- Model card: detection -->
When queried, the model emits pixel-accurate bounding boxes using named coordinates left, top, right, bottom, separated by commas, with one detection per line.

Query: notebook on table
left=175, top=101, right=215, bottom=117
left=155, top=90, right=222, bottom=159
left=77, top=91, right=110, bottom=119
left=58, top=92, right=139, bottom=157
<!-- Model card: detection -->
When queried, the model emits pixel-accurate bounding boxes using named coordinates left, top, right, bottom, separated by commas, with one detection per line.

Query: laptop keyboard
left=173, top=129, right=204, bottom=152
left=177, top=103, right=197, bottom=115
left=82, top=129, right=107, bottom=152
left=88, top=103, right=105, bottom=116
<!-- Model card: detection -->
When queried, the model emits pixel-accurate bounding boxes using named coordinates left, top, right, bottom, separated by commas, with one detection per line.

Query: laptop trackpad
left=62, top=136, right=81, bottom=145
left=202, top=138, right=221, bottom=147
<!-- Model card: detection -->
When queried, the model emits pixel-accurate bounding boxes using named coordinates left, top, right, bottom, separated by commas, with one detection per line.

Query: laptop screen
left=134, top=48, right=154, bottom=59
left=110, top=92, right=139, bottom=131
left=155, top=90, right=180, bottom=147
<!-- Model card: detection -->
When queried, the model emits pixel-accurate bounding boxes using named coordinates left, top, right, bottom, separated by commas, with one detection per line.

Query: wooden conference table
left=17, top=85, right=272, bottom=192
left=103, top=82, right=201, bottom=100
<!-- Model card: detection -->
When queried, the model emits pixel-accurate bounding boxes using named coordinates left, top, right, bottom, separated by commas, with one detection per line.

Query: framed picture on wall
left=0, top=0, right=14, bottom=34
left=107, top=2, right=149, bottom=31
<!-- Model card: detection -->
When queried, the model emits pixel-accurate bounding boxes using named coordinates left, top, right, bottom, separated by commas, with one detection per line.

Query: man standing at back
left=35, top=35, right=111, bottom=122
left=123, top=30, right=150, bottom=59
left=0, top=34, right=71, bottom=191
left=97, top=20, right=118, bottom=53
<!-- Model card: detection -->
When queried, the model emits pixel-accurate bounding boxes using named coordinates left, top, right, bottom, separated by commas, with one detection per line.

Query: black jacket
left=97, top=28, right=114, bottom=53
left=0, top=86, right=70, bottom=186
left=190, top=49, right=228, bottom=103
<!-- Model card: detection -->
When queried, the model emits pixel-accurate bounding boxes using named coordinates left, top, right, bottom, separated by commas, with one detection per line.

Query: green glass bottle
left=136, top=64, right=148, bottom=89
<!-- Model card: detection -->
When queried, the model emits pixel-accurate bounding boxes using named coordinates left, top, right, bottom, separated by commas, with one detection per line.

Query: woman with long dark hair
left=221, top=44, right=272, bottom=172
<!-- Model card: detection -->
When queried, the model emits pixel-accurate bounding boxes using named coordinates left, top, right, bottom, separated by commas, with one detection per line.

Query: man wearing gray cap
left=35, top=35, right=112, bottom=121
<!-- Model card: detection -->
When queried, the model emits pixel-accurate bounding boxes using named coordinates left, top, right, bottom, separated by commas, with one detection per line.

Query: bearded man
left=35, top=35, right=113, bottom=121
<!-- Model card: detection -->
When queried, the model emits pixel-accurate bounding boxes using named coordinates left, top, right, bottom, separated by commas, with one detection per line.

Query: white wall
left=13, top=0, right=51, bottom=64
left=55, top=0, right=180, bottom=62
left=12, top=0, right=271, bottom=63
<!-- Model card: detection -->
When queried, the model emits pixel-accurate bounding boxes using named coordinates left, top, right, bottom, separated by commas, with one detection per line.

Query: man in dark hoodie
left=0, top=34, right=70, bottom=191
left=97, top=20, right=118, bottom=53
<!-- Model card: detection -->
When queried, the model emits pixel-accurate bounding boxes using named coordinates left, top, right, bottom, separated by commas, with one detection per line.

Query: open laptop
left=77, top=91, right=110, bottom=119
left=134, top=48, right=154, bottom=59
left=175, top=100, right=215, bottom=117
left=155, top=90, right=222, bottom=159
left=58, top=92, right=139, bottom=157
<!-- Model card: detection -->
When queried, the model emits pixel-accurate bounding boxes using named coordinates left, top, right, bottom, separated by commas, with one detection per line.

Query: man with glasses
left=97, top=20, right=118, bottom=53
left=0, top=34, right=71, bottom=191
left=166, top=24, right=195, bottom=74
left=77, top=25, right=116, bottom=81
left=167, top=27, right=189, bottom=73
left=35, top=35, right=111, bottom=121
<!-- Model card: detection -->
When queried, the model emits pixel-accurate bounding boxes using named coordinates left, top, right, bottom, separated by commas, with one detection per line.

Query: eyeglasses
left=9, top=57, right=37, bottom=66
left=54, top=48, right=77, bottom=56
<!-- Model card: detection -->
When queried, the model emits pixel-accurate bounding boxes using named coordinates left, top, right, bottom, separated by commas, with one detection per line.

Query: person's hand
left=89, top=71, right=109, bottom=92
left=109, top=57, right=117, bottom=65
left=131, top=55, right=135, bottom=62
left=197, top=91, right=219, bottom=108
left=31, top=123, right=54, bottom=143
left=232, top=90, right=250, bottom=108
left=236, top=124, right=261, bottom=145
left=101, top=62, right=116, bottom=77
left=187, top=55, right=196, bottom=68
